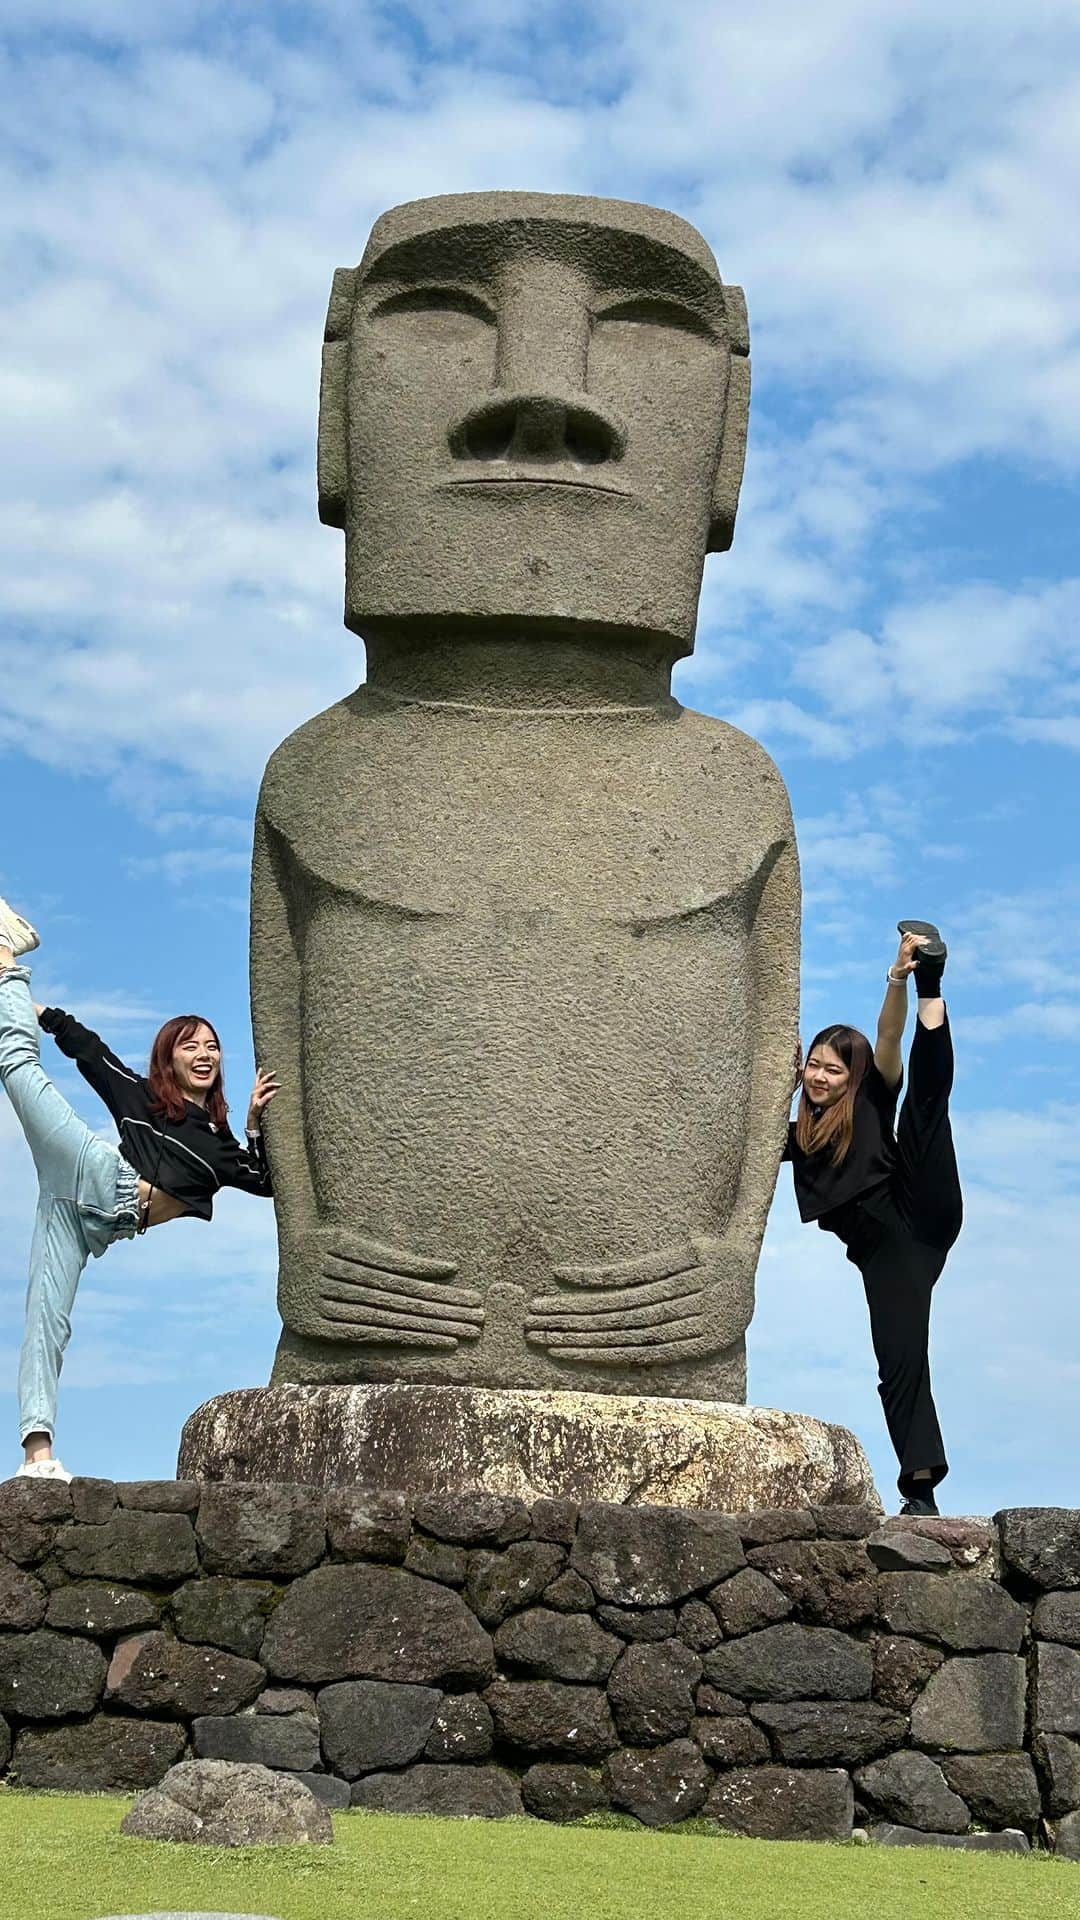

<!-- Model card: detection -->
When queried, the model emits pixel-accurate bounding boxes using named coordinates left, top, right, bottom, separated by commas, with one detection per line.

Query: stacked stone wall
left=1, top=1476, right=1078, bottom=1855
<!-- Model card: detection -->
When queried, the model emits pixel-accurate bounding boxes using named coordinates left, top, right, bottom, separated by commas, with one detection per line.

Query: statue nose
left=449, top=391, right=627, bottom=467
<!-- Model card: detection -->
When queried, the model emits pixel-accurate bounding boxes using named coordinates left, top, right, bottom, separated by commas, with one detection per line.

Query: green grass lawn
left=2, top=1793, right=1077, bottom=1920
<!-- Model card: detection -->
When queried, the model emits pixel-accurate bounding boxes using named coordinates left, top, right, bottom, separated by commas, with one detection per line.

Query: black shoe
left=898, top=1495, right=940, bottom=1518
left=897, top=919, right=947, bottom=963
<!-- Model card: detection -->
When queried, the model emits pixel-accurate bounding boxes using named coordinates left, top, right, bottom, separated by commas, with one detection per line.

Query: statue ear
left=708, top=284, right=751, bottom=554
left=317, top=268, right=356, bottom=529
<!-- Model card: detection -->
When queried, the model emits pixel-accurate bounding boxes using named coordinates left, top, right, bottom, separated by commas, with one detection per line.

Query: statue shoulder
left=673, top=707, right=794, bottom=826
left=257, top=691, right=368, bottom=828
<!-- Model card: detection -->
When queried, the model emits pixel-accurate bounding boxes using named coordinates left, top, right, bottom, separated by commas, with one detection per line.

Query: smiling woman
left=0, top=897, right=278, bottom=1483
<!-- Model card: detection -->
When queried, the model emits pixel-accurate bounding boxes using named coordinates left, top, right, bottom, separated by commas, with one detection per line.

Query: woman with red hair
left=785, top=922, right=962, bottom=1517
left=0, top=897, right=277, bottom=1482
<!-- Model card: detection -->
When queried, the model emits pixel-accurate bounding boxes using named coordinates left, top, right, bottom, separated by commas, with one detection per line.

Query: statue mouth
left=442, top=475, right=630, bottom=497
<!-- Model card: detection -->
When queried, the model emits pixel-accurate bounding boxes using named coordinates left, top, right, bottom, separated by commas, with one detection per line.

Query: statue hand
left=314, top=1228, right=484, bottom=1351
left=525, top=1235, right=754, bottom=1368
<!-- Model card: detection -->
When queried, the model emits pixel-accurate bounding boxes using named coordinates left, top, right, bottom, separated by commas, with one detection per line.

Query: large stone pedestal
left=178, top=1386, right=880, bottom=1512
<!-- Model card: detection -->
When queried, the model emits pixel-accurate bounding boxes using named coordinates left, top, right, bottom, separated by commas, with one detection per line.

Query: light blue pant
left=0, top=966, right=139, bottom=1442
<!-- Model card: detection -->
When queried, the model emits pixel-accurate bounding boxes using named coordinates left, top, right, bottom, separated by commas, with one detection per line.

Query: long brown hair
left=795, top=1024, right=873, bottom=1167
left=148, top=1015, right=228, bottom=1127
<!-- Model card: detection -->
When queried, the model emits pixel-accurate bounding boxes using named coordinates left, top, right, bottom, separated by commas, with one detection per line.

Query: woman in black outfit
left=785, top=921, right=961, bottom=1516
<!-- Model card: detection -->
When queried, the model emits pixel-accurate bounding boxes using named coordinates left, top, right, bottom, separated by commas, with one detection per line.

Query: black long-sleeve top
left=38, top=1008, right=273, bottom=1221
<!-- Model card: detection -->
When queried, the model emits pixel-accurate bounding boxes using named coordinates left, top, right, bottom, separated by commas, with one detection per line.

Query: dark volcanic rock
left=704, top=1623, right=872, bottom=1702
left=0, top=1558, right=47, bottom=1630
left=1033, top=1640, right=1080, bottom=1736
left=256, top=1685, right=314, bottom=1714
left=732, top=1509, right=815, bottom=1547
left=996, top=1508, right=1080, bottom=1591
left=705, top=1766, right=854, bottom=1841
left=297, top=1770, right=351, bottom=1809
left=319, top=1678, right=439, bottom=1777
left=531, top=1498, right=579, bottom=1547
left=695, top=1683, right=744, bottom=1716
left=911, top=1653, right=1026, bottom=1753
left=196, top=1482, right=326, bottom=1578
left=494, top=1607, right=619, bottom=1684
left=1055, top=1809, right=1080, bottom=1859
left=121, top=1757, right=332, bottom=1845
left=403, top=1536, right=468, bottom=1586
left=11, top=1714, right=185, bottom=1790
left=193, top=1711, right=320, bottom=1771
left=414, top=1492, right=530, bottom=1545
left=0, top=1477, right=70, bottom=1565
left=710, top=1567, right=793, bottom=1638
left=872, top=1634, right=946, bottom=1711
left=1033, top=1591, right=1080, bottom=1646
left=172, top=1577, right=275, bottom=1658
left=522, top=1761, right=608, bottom=1820
left=105, top=1630, right=264, bottom=1717
left=70, top=1478, right=117, bottom=1524
left=813, top=1504, right=881, bottom=1539
left=116, top=1479, right=200, bottom=1513
left=677, top=1599, right=723, bottom=1653
left=543, top=1571, right=594, bottom=1612
left=352, top=1764, right=523, bottom=1817
left=0, top=1627, right=105, bottom=1718
left=866, top=1529, right=952, bottom=1573
left=604, top=1738, right=711, bottom=1827
left=1035, top=1733, right=1080, bottom=1817
left=0, top=1712, right=10, bottom=1771
left=941, top=1753, right=1040, bottom=1830
left=484, top=1679, right=618, bottom=1759
left=571, top=1503, right=743, bottom=1607
left=53, top=1510, right=198, bottom=1583
left=263, top=1562, right=494, bottom=1687
left=691, top=1714, right=769, bottom=1767
left=745, top=1539, right=877, bottom=1629
left=45, top=1580, right=159, bottom=1638
left=752, top=1700, right=906, bottom=1767
left=878, top=1573, right=1025, bottom=1652
left=856, top=1750, right=968, bottom=1832
left=595, top=1605, right=677, bottom=1643
left=870, top=1822, right=1029, bottom=1852
left=325, top=1487, right=410, bottom=1563
left=465, top=1542, right=566, bottom=1627
left=424, top=1692, right=493, bottom=1761
left=607, top=1640, right=702, bottom=1745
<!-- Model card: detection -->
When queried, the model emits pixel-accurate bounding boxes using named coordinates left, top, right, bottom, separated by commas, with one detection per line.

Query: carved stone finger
left=325, top=1237, right=459, bottom=1281
left=552, top=1333, right=712, bottom=1366
left=317, top=1319, right=460, bottom=1351
left=538, top=1313, right=706, bottom=1351
left=321, top=1260, right=479, bottom=1305
left=527, top=1273, right=702, bottom=1319
left=321, top=1281, right=485, bottom=1325
left=319, top=1300, right=482, bottom=1341
left=525, top=1290, right=704, bottom=1335
left=550, top=1242, right=698, bottom=1289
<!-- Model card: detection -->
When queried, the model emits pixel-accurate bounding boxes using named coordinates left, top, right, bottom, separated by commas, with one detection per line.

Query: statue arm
left=526, top=821, right=800, bottom=1371
left=250, top=804, right=320, bottom=1245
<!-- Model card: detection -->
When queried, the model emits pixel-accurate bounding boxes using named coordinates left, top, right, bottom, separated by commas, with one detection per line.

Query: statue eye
left=593, top=298, right=715, bottom=339
left=371, top=286, right=495, bottom=326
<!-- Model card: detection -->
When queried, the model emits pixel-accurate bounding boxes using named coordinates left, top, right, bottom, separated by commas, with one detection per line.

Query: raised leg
left=0, top=964, right=99, bottom=1198
left=893, top=1013, right=963, bottom=1251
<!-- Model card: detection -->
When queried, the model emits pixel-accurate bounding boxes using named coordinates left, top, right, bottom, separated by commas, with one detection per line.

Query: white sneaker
left=15, top=1458, right=72, bottom=1483
left=0, top=896, right=39, bottom=957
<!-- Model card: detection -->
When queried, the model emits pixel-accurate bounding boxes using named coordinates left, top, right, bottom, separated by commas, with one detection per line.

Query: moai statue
left=252, top=192, right=799, bottom=1403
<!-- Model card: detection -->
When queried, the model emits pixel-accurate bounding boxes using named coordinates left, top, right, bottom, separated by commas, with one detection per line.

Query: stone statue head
left=318, top=192, right=750, bottom=663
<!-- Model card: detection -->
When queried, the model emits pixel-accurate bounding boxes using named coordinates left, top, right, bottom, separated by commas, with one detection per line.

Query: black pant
left=855, top=1016, right=962, bottom=1497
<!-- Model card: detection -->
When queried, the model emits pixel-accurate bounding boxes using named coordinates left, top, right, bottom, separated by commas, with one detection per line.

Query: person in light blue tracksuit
left=0, top=896, right=277, bottom=1483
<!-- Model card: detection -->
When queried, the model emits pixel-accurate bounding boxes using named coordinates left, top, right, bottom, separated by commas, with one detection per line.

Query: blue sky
left=2, top=1, right=1079, bottom=1512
